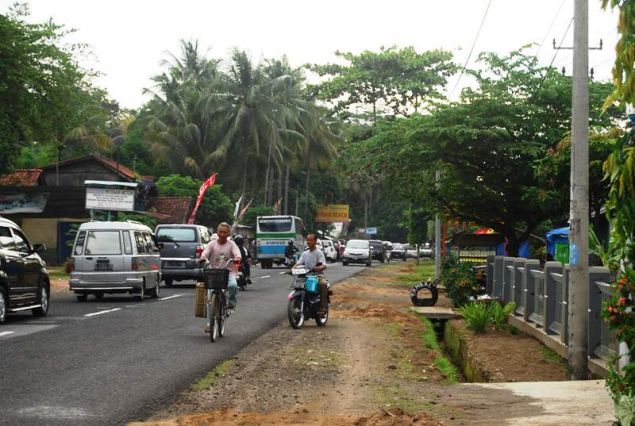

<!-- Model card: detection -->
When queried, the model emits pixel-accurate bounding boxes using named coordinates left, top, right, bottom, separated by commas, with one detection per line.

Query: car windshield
left=393, top=244, right=404, bottom=250
left=157, top=228, right=196, bottom=242
left=370, top=242, right=382, bottom=249
left=346, top=240, right=368, bottom=249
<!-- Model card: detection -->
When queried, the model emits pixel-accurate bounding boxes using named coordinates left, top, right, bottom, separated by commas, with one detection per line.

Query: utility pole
left=435, top=170, right=442, bottom=280
left=568, top=0, right=589, bottom=380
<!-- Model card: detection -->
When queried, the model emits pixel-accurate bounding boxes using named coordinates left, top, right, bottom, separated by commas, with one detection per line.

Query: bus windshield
left=258, top=217, right=292, bottom=232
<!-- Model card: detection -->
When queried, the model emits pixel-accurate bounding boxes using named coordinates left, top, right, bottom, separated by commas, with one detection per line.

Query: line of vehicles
left=0, top=213, right=433, bottom=323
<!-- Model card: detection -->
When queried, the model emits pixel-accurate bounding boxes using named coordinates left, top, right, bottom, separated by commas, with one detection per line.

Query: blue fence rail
left=486, top=255, right=616, bottom=374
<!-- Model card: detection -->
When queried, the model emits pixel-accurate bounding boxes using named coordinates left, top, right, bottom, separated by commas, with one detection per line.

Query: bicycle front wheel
left=209, top=293, right=219, bottom=342
left=218, top=291, right=226, bottom=337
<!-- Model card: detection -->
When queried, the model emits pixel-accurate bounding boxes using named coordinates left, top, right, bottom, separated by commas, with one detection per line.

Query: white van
left=320, top=239, right=338, bottom=262
left=69, top=221, right=161, bottom=302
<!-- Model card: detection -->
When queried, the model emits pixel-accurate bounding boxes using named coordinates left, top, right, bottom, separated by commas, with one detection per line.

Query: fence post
left=588, top=267, right=612, bottom=360
left=512, top=258, right=526, bottom=306
left=485, top=254, right=496, bottom=295
left=562, top=264, right=570, bottom=345
left=503, top=257, right=516, bottom=304
left=524, top=260, right=541, bottom=323
left=544, top=261, right=563, bottom=336
left=490, top=255, right=503, bottom=297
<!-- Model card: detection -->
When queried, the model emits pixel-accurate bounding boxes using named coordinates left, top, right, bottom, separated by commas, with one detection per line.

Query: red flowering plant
left=602, top=268, right=635, bottom=399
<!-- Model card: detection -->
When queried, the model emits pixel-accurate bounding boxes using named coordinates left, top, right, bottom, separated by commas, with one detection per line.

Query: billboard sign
left=86, top=187, right=135, bottom=211
left=366, top=227, right=378, bottom=235
left=315, top=204, right=350, bottom=223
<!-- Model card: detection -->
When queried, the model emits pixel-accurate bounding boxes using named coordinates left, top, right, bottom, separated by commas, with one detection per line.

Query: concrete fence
left=486, top=255, right=616, bottom=376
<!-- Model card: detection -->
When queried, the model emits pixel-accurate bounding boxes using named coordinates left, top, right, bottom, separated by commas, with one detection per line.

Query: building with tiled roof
left=0, top=169, right=44, bottom=186
left=148, top=197, right=193, bottom=224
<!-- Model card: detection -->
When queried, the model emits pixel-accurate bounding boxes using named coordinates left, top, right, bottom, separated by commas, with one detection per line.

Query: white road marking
left=84, top=308, right=121, bottom=317
left=0, top=331, right=15, bottom=337
left=159, top=294, right=183, bottom=301
left=279, top=271, right=287, bottom=275
left=260, top=275, right=271, bottom=279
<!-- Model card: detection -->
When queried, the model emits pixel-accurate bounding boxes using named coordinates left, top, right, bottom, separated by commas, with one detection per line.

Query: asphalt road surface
left=0, top=261, right=370, bottom=425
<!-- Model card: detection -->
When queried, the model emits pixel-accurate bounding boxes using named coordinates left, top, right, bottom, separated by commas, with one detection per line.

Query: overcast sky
left=4, top=0, right=619, bottom=109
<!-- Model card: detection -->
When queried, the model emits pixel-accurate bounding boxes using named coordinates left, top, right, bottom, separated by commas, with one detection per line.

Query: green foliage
left=398, top=261, right=436, bottom=283
left=440, top=256, right=477, bottom=307
left=0, top=4, right=118, bottom=171
left=192, top=359, right=234, bottom=391
left=490, top=301, right=516, bottom=331
left=156, top=174, right=232, bottom=227
left=459, top=303, right=491, bottom=333
left=240, top=205, right=276, bottom=230
left=459, top=301, right=516, bottom=333
left=433, top=356, right=458, bottom=384
left=117, top=213, right=157, bottom=229
left=310, top=46, right=456, bottom=121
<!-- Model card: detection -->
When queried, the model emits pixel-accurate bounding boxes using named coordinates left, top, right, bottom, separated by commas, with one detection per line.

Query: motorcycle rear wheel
left=287, top=298, right=304, bottom=329
left=315, top=306, right=328, bottom=327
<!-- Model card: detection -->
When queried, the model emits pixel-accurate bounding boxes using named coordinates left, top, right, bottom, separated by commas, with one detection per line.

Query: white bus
left=256, top=215, right=305, bottom=269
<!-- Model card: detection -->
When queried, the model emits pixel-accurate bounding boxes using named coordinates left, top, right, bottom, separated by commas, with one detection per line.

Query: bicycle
left=203, top=260, right=234, bottom=342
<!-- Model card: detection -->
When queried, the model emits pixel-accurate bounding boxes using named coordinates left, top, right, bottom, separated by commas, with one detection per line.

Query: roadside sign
left=315, top=204, right=350, bottom=223
left=366, top=227, right=377, bottom=235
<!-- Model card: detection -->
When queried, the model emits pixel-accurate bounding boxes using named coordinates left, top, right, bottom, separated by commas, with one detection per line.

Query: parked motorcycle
left=287, top=266, right=331, bottom=329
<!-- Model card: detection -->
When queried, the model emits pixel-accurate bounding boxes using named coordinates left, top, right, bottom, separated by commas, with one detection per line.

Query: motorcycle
left=284, top=252, right=298, bottom=269
left=287, top=266, right=331, bottom=329
left=236, top=264, right=250, bottom=291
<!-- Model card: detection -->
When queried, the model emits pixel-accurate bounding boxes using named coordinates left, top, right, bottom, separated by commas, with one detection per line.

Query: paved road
left=0, top=261, right=369, bottom=425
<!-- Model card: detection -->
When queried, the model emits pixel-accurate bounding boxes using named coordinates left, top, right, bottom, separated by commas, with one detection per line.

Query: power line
left=533, top=17, right=574, bottom=98
left=450, top=0, right=493, bottom=97
left=534, top=0, right=567, bottom=58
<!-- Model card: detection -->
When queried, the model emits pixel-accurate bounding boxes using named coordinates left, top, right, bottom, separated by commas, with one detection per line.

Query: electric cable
left=533, top=17, right=574, bottom=98
left=534, top=0, right=567, bottom=58
left=450, top=0, right=493, bottom=97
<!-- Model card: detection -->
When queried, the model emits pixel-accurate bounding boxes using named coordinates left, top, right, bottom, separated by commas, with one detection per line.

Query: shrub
left=490, top=301, right=516, bottom=330
left=440, top=255, right=477, bottom=307
left=459, top=302, right=491, bottom=333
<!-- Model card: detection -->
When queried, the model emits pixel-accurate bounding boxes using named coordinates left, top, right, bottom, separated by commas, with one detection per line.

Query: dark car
left=391, top=243, right=407, bottom=261
left=0, top=216, right=50, bottom=323
left=155, top=224, right=212, bottom=286
left=369, top=240, right=386, bottom=263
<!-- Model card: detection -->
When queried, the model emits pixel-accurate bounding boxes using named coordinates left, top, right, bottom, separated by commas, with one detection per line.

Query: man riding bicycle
left=200, top=222, right=241, bottom=333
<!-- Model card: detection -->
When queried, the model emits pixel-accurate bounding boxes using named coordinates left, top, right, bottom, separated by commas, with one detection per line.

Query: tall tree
left=309, top=46, right=456, bottom=122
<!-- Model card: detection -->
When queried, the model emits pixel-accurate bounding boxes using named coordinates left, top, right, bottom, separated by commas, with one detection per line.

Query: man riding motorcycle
left=234, top=235, right=251, bottom=285
left=293, top=233, right=328, bottom=314
left=284, top=240, right=299, bottom=267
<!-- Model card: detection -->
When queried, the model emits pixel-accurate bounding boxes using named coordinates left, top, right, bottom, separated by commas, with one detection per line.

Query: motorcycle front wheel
left=287, top=297, right=305, bottom=329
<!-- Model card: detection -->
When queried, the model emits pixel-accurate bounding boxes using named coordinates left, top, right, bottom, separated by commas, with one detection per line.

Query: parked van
left=69, top=221, right=161, bottom=302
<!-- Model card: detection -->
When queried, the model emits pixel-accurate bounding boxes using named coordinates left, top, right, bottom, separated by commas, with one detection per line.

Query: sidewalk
left=446, top=379, right=613, bottom=425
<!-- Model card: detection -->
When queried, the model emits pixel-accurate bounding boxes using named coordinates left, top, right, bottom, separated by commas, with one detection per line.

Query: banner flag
left=233, top=194, right=243, bottom=220
left=273, top=197, right=283, bottom=214
left=187, top=173, right=217, bottom=224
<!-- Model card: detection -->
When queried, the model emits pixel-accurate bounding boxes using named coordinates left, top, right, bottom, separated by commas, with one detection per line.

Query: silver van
left=155, top=224, right=211, bottom=286
left=69, top=221, right=161, bottom=302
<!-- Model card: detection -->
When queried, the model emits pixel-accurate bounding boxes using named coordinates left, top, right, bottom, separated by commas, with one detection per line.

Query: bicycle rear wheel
left=218, top=292, right=226, bottom=337
left=209, top=293, right=219, bottom=342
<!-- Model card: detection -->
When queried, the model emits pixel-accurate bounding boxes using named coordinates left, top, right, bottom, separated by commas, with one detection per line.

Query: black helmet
left=234, top=235, right=244, bottom=245
left=288, top=240, right=294, bottom=245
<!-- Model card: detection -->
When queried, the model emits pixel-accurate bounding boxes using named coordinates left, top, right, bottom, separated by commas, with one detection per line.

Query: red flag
left=237, top=199, right=252, bottom=223
left=187, top=173, right=217, bottom=224
left=273, top=197, right=283, bottom=214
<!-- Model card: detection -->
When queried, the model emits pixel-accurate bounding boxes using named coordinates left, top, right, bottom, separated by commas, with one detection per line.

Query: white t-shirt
left=296, top=247, right=326, bottom=272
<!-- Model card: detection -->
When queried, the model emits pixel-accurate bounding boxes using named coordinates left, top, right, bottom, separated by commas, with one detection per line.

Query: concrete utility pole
left=435, top=169, right=442, bottom=280
left=568, top=0, right=589, bottom=380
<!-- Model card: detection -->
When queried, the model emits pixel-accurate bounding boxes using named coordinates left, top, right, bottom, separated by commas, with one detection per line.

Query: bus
left=256, top=215, right=305, bottom=269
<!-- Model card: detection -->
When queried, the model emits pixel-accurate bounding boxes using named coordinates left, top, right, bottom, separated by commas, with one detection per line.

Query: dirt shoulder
left=132, top=262, right=594, bottom=426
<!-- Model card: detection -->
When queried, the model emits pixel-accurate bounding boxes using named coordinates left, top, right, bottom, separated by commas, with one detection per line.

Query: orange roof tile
left=148, top=197, right=193, bottom=224
left=0, top=169, right=43, bottom=186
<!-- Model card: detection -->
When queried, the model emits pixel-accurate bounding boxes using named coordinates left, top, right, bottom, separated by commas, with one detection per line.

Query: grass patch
left=47, top=266, right=69, bottom=280
left=419, top=316, right=440, bottom=351
left=192, top=359, right=234, bottom=391
left=540, top=346, right=563, bottom=363
left=433, top=355, right=458, bottom=384
left=375, top=384, right=430, bottom=412
left=398, top=260, right=436, bottom=283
